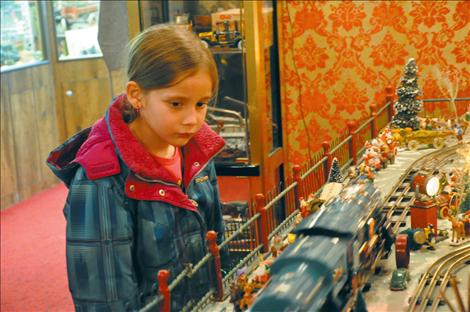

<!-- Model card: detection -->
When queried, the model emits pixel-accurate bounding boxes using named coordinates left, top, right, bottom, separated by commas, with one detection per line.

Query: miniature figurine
left=454, top=122, right=463, bottom=144
left=447, top=215, right=465, bottom=245
left=423, top=223, right=436, bottom=250
left=348, top=166, right=358, bottom=179
left=357, top=163, right=375, bottom=183
left=230, top=269, right=249, bottom=312
left=424, top=118, right=433, bottom=130
left=299, top=197, right=309, bottom=218
left=378, top=128, right=398, bottom=165
left=270, top=234, right=285, bottom=258
left=300, top=194, right=324, bottom=218
left=230, top=282, right=244, bottom=312
left=239, top=283, right=255, bottom=310
left=363, top=142, right=382, bottom=171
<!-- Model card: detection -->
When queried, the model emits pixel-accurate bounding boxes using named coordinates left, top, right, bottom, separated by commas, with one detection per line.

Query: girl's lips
left=176, top=133, right=194, bottom=137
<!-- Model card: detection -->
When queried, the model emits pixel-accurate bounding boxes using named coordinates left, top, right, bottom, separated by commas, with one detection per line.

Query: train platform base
left=203, top=132, right=469, bottom=312
left=365, top=132, right=469, bottom=312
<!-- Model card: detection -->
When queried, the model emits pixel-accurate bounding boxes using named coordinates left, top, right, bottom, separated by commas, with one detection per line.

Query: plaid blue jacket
left=47, top=96, right=225, bottom=311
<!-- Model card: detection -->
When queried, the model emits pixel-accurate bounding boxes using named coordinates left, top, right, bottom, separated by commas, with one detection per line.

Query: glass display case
left=140, top=0, right=250, bottom=166
left=0, top=0, right=46, bottom=71
left=52, top=0, right=102, bottom=60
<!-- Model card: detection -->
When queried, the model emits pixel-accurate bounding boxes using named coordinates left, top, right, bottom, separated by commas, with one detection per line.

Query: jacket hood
left=47, top=94, right=225, bottom=187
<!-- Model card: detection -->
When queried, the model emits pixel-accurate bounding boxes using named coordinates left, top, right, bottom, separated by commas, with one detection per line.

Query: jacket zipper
left=135, top=173, right=179, bottom=187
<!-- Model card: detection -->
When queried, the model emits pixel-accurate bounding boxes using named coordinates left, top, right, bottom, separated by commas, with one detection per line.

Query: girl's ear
left=126, top=81, right=143, bottom=109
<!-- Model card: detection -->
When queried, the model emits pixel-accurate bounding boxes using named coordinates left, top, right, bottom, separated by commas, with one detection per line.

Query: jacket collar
left=106, top=94, right=225, bottom=187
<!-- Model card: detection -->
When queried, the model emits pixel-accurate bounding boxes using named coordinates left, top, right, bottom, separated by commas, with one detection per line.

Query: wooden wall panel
left=1, top=64, right=59, bottom=210
left=61, top=77, right=111, bottom=135
left=1, top=77, right=19, bottom=209
left=55, top=59, right=119, bottom=139
left=34, top=70, right=60, bottom=189
left=10, top=89, right=42, bottom=200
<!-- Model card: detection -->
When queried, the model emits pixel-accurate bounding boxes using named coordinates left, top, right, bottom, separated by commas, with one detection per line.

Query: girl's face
left=140, top=70, right=213, bottom=147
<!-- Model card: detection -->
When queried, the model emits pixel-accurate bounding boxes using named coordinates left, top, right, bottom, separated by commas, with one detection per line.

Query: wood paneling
left=1, top=64, right=59, bottom=209
left=1, top=76, right=19, bottom=208
left=61, top=77, right=111, bottom=135
left=54, top=59, right=125, bottom=139
left=0, top=2, right=137, bottom=210
left=10, top=90, right=42, bottom=200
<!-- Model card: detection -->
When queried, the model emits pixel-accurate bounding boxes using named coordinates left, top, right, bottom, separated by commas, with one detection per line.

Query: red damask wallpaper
left=278, top=1, right=469, bottom=167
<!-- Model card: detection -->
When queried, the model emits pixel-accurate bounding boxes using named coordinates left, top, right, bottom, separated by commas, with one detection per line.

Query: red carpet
left=1, top=184, right=73, bottom=312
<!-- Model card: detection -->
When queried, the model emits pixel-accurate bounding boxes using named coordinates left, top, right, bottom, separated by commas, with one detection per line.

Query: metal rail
left=431, top=252, right=470, bottom=311
left=422, top=97, right=470, bottom=103
left=408, top=245, right=470, bottom=312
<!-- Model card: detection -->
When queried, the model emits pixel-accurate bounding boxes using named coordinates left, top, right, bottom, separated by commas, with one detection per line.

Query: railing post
left=255, top=193, right=269, bottom=253
left=322, top=141, right=332, bottom=183
left=206, top=231, right=224, bottom=301
left=370, top=104, right=377, bottom=138
left=158, top=270, right=170, bottom=312
left=293, top=165, right=302, bottom=208
left=386, top=85, right=394, bottom=122
left=347, top=121, right=358, bottom=165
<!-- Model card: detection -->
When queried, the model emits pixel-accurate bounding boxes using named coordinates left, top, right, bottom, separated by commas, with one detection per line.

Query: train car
left=249, top=182, right=393, bottom=312
left=391, top=128, right=454, bottom=151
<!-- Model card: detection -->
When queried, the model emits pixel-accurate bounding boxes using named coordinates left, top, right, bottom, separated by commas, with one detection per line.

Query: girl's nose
left=182, top=108, right=198, bottom=125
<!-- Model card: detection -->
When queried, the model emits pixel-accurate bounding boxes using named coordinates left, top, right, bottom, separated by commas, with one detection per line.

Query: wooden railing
left=139, top=90, right=469, bottom=311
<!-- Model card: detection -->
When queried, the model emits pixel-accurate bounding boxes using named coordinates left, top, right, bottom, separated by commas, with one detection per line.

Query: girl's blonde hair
left=127, top=24, right=218, bottom=92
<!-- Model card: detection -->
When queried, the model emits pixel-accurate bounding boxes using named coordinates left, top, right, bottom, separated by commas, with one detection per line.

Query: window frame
left=0, top=0, right=50, bottom=73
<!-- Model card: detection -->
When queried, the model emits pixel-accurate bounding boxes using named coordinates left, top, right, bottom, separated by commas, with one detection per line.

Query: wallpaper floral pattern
left=278, top=1, right=469, bottom=167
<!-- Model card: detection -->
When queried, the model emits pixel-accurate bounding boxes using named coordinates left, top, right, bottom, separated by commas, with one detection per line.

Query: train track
left=382, top=145, right=461, bottom=237
left=349, top=145, right=463, bottom=312
left=376, top=144, right=467, bottom=312
left=407, top=245, right=470, bottom=312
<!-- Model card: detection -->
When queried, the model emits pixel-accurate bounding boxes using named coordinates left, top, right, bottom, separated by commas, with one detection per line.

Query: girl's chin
left=170, top=137, right=192, bottom=147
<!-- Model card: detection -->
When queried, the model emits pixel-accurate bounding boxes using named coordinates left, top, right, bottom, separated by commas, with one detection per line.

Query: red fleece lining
left=107, top=94, right=225, bottom=184
left=67, top=94, right=224, bottom=193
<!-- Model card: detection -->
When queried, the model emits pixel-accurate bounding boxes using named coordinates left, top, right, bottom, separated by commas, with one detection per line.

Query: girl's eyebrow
left=162, top=93, right=189, bottom=100
left=162, top=93, right=213, bottom=101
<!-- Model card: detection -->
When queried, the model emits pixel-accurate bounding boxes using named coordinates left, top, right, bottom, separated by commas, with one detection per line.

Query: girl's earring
left=135, top=106, right=141, bottom=114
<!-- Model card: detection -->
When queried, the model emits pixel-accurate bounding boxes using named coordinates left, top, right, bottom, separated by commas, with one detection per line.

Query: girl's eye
left=196, top=102, right=208, bottom=108
left=170, top=101, right=181, bottom=108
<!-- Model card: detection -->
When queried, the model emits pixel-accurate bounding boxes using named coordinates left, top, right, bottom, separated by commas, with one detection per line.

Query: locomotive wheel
left=433, top=138, right=445, bottom=149
left=439, top=206, right=449, bottom=219
left=407, top=140, right=419, bottom=151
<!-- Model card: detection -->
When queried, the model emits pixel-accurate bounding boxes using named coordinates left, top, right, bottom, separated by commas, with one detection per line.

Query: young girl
left=47, top=24, right=225, bottom=311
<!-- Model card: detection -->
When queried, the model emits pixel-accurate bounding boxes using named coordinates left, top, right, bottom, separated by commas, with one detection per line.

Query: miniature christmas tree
left=327, top=157, right=342, bottom=183
left=391, top=58, right=422, bottom=130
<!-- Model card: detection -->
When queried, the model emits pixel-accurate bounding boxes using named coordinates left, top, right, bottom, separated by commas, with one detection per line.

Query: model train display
left=249, top=181, right=394, bottom=312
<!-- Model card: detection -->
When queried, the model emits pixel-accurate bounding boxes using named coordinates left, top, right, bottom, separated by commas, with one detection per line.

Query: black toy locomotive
left=250, top=181, right=394, bottom=311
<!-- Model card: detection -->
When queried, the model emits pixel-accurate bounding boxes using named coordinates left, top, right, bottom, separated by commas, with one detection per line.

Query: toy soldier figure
left=423, top=224, right=436, bottom=250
